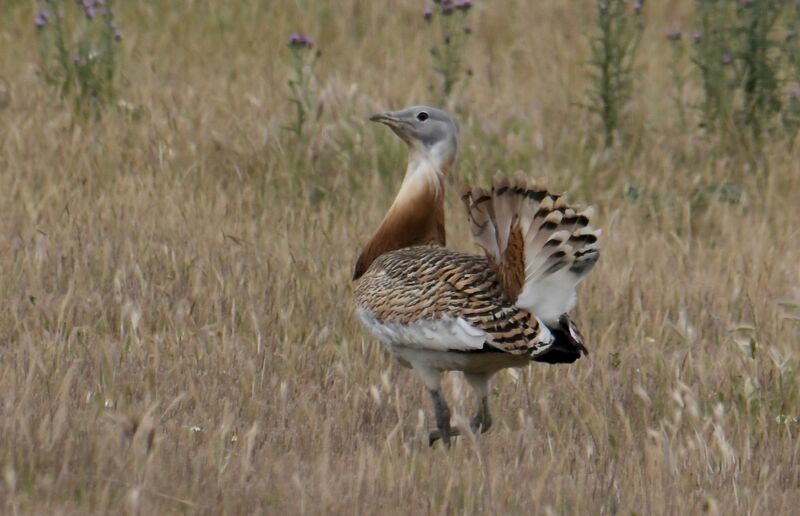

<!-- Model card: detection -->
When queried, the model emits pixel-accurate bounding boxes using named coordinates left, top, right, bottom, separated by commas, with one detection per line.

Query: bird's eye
left=416, top=111, right=429, bottom=122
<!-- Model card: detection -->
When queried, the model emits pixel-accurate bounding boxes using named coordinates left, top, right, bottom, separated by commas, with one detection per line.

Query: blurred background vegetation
left=0, top=1, right=799, bottom=514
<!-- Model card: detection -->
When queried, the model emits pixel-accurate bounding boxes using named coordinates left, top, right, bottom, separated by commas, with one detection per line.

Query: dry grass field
left=1, top=1, right=800, bottom=514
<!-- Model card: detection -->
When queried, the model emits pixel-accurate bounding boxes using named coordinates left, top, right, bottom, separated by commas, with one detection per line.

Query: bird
left=353, top=106, right=600, bottom=448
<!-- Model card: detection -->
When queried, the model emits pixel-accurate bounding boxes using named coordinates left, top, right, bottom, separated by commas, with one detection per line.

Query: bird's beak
left=369, top=111, right=411, bottom=142
left=369, top=112, right=399, bottom=126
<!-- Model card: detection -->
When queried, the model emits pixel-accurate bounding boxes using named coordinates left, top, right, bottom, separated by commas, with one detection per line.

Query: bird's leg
left=471, top=395, right=492, bottom=434
left=464, top=372, right=493, bottom=434
left=411, top=364, right=457, bottom=448
left=427, top=389, right=457, bottom=448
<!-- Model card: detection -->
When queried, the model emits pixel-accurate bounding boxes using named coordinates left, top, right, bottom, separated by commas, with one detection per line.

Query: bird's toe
left=428, top=427, right=460, bottom=447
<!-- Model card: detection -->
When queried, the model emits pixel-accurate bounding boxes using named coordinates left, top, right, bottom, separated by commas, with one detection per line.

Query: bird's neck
left=353, top=153, right=446, bottom=280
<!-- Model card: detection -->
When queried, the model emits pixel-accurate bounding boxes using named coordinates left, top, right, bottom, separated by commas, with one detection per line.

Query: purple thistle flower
left=693, top=31, right=703, bottom=42
left=633, top=2, right=642, bottom=14
left=665, top=29, right=682, bottom=41
left=455, top=0, right=472, bottom=11
left=34, top=10, right=49, bottom=28
left=288, top=32, right=314, bottom=49
left=722, top=52, right=733, bottom=65
left=424, top=7, right=433, bottom=20
left=110, top=19, right=121, bottom=39
left=82, top=0, right=96, bottom=19
left=441, top=0, right=455, bottom=15
left=787, top=28, right=797, bottom=41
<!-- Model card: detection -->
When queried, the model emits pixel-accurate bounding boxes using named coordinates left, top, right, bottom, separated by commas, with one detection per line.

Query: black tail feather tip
left=533, top=315, right=588, bottom=365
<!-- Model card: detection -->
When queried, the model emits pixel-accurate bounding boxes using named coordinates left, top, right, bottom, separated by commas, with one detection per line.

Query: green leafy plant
left=424, top=0, right=473, bottom=106
left=285, top=32, right=319, bottom=139
left=584, top=0, right=645, bottom=147
left=781, top=2, right=800, bottom=134
left=736, top=0, right=783, bottom=138
left=688, top=0, right=789, bottom=143
left=666, top=29, right=688, bottom=129
left=35, top=0, right=122, bottom=117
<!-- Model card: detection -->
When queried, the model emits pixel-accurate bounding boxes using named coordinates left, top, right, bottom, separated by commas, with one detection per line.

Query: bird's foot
left=428, top=389, right=457, bottom=448
left=428, top=427, right=461, bottom=447
left=470, top=396, right=493, bottom=434
left=470, top=411, right=492, bottom=434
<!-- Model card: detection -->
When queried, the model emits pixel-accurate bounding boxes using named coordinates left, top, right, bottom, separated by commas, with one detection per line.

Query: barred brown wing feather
left=354, top=246, right=552, bottom=355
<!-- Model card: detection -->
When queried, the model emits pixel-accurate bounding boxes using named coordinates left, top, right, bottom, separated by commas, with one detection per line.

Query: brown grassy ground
left=1, top=1, right=799, bottom=514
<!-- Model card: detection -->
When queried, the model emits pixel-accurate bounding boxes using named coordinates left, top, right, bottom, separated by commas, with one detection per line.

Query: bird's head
left=369, top=105, right=458, bottom=173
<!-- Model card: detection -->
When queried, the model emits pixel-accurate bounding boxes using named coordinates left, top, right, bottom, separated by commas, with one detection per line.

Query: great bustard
left=353, top=106, right=600, bottom=447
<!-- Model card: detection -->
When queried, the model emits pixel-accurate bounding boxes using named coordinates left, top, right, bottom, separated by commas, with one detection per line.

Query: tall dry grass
left=1, top=1, right=799, bottom=514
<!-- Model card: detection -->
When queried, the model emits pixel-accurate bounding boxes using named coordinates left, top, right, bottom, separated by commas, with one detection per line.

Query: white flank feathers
left=357, top=307, right=488, bottom=352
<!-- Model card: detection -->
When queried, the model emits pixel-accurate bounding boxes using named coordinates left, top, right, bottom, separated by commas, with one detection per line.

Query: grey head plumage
left=369, top=105, right=458, bottom=172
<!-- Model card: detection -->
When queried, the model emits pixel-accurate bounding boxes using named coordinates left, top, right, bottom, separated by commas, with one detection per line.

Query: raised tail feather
left=461, top=171, right=600, bottom=324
